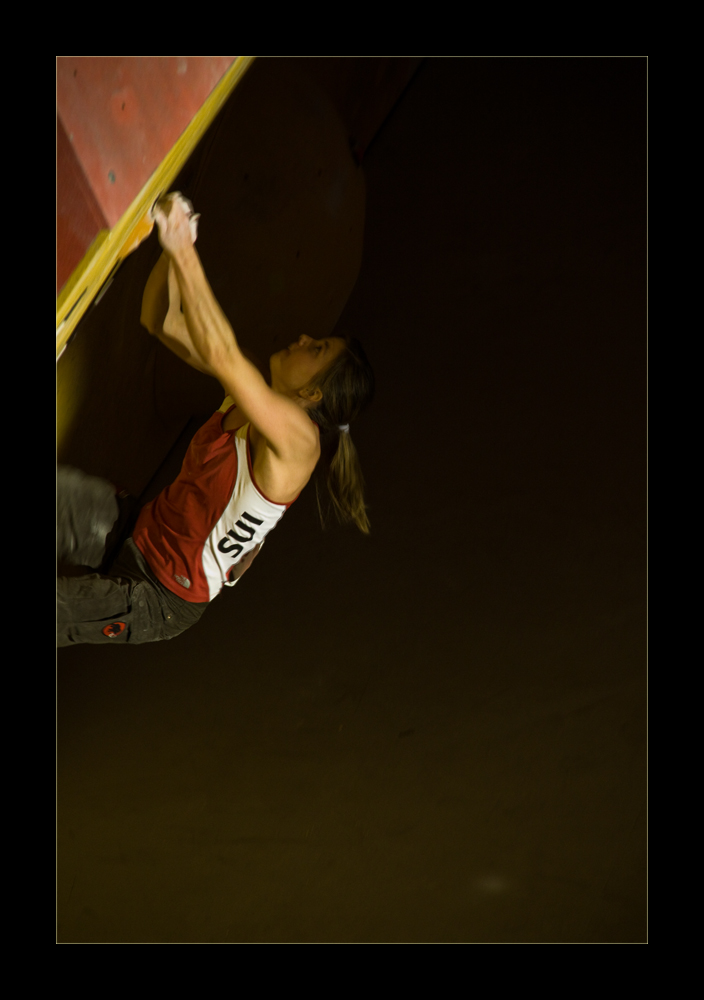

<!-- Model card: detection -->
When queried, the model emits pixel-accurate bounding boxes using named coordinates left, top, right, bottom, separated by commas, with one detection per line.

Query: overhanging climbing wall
left=56, top=58, right=421, bottom=500
left=57, top=57, right=254, bottom=358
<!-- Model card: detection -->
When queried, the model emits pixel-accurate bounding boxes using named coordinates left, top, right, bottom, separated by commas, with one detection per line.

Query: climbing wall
left=57, top=60, right=366, bottom=497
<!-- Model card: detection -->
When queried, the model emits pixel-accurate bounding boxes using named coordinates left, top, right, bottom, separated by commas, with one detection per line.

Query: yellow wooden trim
left=57, top=55, right=256, bottom=360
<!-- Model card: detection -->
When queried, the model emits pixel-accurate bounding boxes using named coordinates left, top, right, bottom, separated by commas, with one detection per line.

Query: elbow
left=140, top=298, right=160, bottom=335
left=140, top=311, right=156, bottom=335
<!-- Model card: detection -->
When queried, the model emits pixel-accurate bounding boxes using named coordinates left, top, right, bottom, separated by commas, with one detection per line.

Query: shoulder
left=220, top=396, right=250, bottom=434
left=250, top=423, right=319, bottom=504
left=254, top=414, right=320, bottom=466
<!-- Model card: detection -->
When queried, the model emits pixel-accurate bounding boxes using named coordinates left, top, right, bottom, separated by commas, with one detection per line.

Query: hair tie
left=338, top=424, right=350, bottom=434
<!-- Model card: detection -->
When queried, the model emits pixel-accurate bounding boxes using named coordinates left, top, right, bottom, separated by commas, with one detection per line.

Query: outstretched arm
left=140, top=205, right=198, bottom=335
left=161, top=258, right=216, bottom=376
left=140, top=207, right=217, bottom=378
left=141, top=251, right=216, bottom=377
left=140, top=251, right=170, bottom=335
left=141, top=247, right=265, bottom=380
left=153, top=194, right=317, bottom=461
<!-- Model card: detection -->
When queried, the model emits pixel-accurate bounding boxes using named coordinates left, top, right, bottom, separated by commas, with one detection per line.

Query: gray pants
left=57, top=467, right=208, bottom=647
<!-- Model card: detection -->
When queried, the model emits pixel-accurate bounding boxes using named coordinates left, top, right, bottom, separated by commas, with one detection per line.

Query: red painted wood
left=56, top=113, right=109, bottom=294
left=56, top=57, right=237, bottom=231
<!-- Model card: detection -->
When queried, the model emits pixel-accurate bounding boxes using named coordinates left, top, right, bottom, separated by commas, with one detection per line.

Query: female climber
left=57, top=192, right=375, bottom=646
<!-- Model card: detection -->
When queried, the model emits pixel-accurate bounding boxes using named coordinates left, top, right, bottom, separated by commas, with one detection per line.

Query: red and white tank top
left=133, top=401, right=297, bottom=603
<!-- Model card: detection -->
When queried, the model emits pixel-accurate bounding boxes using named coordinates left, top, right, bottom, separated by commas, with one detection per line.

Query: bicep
left=217, top=351, right=316, bottom=459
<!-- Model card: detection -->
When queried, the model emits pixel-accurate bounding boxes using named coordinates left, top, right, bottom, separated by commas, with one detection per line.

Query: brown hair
left=305, top=335, right=375, bottom=533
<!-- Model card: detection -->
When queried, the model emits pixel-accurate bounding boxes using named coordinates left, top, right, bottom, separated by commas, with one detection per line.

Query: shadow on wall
left=56, top=59, right=367, bottom=500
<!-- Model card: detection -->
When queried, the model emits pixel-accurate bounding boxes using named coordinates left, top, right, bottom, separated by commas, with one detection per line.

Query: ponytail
left=316, top=425, right=370, bottom=534
left=306, top=337, right=375, bottom=534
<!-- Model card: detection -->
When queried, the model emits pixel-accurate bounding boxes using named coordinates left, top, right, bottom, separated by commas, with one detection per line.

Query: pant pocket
left=58, top=617, right=132, bottom=646
left=124, top=580, right=164, bottom=644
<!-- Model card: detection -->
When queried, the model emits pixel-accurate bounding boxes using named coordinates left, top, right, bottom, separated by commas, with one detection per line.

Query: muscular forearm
left=169, top=244, right=246, bottom=378
left=140, top=252, right=170, bottom=334
left=140, top=251, right=214, bottom=377
left=159, top=257, right=216, bottom=376
left=158, top=321, right=215, bottom=377
left=153, top=193, right=271, bottom=403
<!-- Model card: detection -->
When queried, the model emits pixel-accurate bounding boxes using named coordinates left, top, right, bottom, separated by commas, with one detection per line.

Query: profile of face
left=270, top=335, right=346, bottom=403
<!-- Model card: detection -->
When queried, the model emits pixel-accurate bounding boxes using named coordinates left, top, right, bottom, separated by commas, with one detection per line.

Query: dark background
left=57, top=57, right=647, bottom=943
